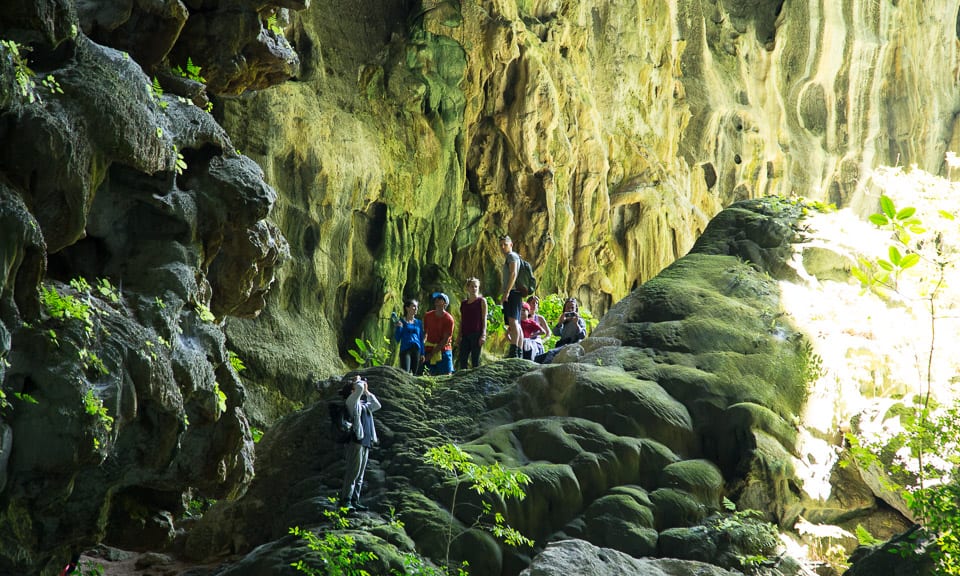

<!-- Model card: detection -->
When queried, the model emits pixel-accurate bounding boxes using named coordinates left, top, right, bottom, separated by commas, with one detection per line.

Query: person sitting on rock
left=536, top=297, right=587, bottom=363
left=520, top=301, right=546, bottom=360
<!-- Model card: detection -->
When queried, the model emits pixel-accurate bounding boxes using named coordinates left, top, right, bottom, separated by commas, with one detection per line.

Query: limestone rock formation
left=0, top=0, right=295, bottom=573
left=183, top=199, right=899, bottom=575
left=215, top=0, right=960, bottom=402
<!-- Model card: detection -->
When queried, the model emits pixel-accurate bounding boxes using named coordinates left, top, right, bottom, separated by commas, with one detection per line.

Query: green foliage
left=712, top=498, right=779, bottom=572
left=250, top=426, right=264, bottom=443
left=1, top=39, right=39, bottom=103
left=349, top=337, right=391, bottom=368
left=172, top=57, right=206, bottom=83
left=853, top=195, right=924, bottom=293
left=289, top=524, right=378, bottom=576
left=213, top=382, right=228, bottom=415
left=194, top=302, right=216, bottom=323
left=392, top=555, right=468, bottom=576
left=184, top=496, right=217, bottom=519
left=266, top=14, right=285, bottom=36
left=42, top=285, right=91, bottom=325
left=74, top=560, right=105, bottom=576
left=151, top=77, right=168, bottom=109
left=79, top=348, right=109, bottom=376
left=41, top=74, right=63, bottom=95
left=228, top=350, right=246, bottom=374
left=424, top=443, right=533, bottom=572
left=83, top=388, right=113, bottom=432
left=855, top=524, right=882, bottom=546
left=484, top=296, right=504, bottom=335
left=868, top=195, right=926, bottom=244
left=172, top=144, right=187, bottom=175
left=845, top=185, right=960, bottom=575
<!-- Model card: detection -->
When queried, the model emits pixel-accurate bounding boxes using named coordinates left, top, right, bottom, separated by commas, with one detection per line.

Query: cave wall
left=219, top=0, right=960, bottom=393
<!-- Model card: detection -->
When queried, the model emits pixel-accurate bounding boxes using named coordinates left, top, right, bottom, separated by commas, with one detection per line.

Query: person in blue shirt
left=393, top=298, right=424, bottom=374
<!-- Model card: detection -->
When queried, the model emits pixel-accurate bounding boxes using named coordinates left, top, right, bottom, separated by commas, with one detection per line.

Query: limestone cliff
left=0, top=0, right=958, bottom=573
left=219, top=0, right=960, bottom=396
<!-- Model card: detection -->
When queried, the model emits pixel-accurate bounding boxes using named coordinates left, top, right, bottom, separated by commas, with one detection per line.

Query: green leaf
left=900, top=253, right=920, bottom=269
left=877, top=259, right=894, bottom=271
left=868, top=213, right=890, bottom=227
left=938, top=210, right=955, bottom=220
left=888, top=246, right=902, bottom=266
left=895, top=207, right=916, bottom=220
left=879, top=195, right=896, bottom=218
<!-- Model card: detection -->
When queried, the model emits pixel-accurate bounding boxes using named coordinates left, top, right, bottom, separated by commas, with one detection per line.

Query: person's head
left=465, top=277, right=480, bottom=294
left=403, top=298, right=419, bottom=316
left=563, top=297, right=578, bottom=314
left=521, top=301, right=531, bottom=318
left=526, top=295, right=540, bottom=311
left=340, top=374, right=366, bottom=397
left=431, top=292, right=449, bottom=311
left=499, top=234, right=513, bottom=254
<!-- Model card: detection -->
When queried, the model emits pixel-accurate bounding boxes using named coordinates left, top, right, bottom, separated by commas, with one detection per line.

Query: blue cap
left=431, top=292, right=449, bottom=306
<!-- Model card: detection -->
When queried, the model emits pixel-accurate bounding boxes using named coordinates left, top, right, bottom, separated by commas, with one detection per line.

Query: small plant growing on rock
left=172, top=56, right=206, bottom=84
left=290, top=499, right=379, bottom=575
left=424, top=443, right=533, bottom=573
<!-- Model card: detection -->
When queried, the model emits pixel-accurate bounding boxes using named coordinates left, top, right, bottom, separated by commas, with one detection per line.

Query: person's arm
left=345, top=381, right=364, bottom=439
left=535, top=314, right=549, bottom=335
left=394, top=322, right=403, bottom=344
left=422, top=313, right=435, bottom=356
left=480, top=297, right=488, bottom=343
left=365, top=389, right=382, bottom=413
left=456, top=301, right=464, bottom=345
left=439, top=313, right=454, bottom=349
left=416, top=320, right=425, bottom=354
left=501, top=258, right=519, bottom=302
left=575, top=317, right=587, bottom=341
left=552, top=320, right=564, bottom=337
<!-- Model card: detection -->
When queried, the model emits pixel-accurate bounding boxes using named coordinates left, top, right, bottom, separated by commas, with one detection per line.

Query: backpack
left=328, top=400, right=353, bottom=444
left=516, top=257, right=538, bottom=296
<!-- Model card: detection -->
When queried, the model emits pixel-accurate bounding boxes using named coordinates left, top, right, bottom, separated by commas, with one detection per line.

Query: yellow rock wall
left=220, top=0, right=960, bottom=385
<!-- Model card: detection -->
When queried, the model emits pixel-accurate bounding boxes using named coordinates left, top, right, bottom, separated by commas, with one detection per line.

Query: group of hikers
left=393, top=235, right=588, bottom=375
left=336, top=235, right=588, bottom=512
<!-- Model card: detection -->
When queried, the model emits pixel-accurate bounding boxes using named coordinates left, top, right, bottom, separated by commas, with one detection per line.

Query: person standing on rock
left=393, top=298, right=424, bottom=374
left=457, top=277, right=487, bottom=370
left=339, top=374, right=381, bottom=511
left=423, top=292, right=455, bottom=375
left=499, top=235, right=523, bottom=358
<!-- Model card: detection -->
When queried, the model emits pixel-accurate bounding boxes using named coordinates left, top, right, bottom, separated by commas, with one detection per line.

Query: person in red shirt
left=423, top=292, right=455, bottom=375
left=457, top=277, right=488, bottom=370
left=519, top=302, right=546, bottom=360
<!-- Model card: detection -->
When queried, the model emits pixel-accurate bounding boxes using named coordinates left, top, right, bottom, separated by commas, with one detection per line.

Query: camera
left=564, top=312, right=576, bottom=319
left=391, top=311, right=400, bottom=324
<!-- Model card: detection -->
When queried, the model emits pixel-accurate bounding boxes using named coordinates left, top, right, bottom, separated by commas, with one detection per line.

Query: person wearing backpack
left=339, top=374, right=381, bottom=511
left=499, top=235, right=524, bottom=358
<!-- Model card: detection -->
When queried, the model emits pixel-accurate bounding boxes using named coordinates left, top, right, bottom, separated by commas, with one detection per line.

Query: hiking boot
left=506, top=345, right=519, bottom=359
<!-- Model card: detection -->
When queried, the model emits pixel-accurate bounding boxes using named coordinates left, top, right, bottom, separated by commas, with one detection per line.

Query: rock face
left=183, top=199, right=895, bottom=575
left=0, top=0, right=952, bottom=573
left=216, top=0, right=960, bottom=396
left=0, top=0, right=295, bottom=573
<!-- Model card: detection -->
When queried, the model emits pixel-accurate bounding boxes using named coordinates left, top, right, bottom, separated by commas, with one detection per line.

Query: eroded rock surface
left=0, top=1, right=292, bottom=573
left=188, top=200, right=899, bottom=575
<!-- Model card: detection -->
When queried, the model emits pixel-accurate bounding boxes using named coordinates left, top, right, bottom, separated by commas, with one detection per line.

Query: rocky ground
left=73, top=547, right=223, bottom=576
